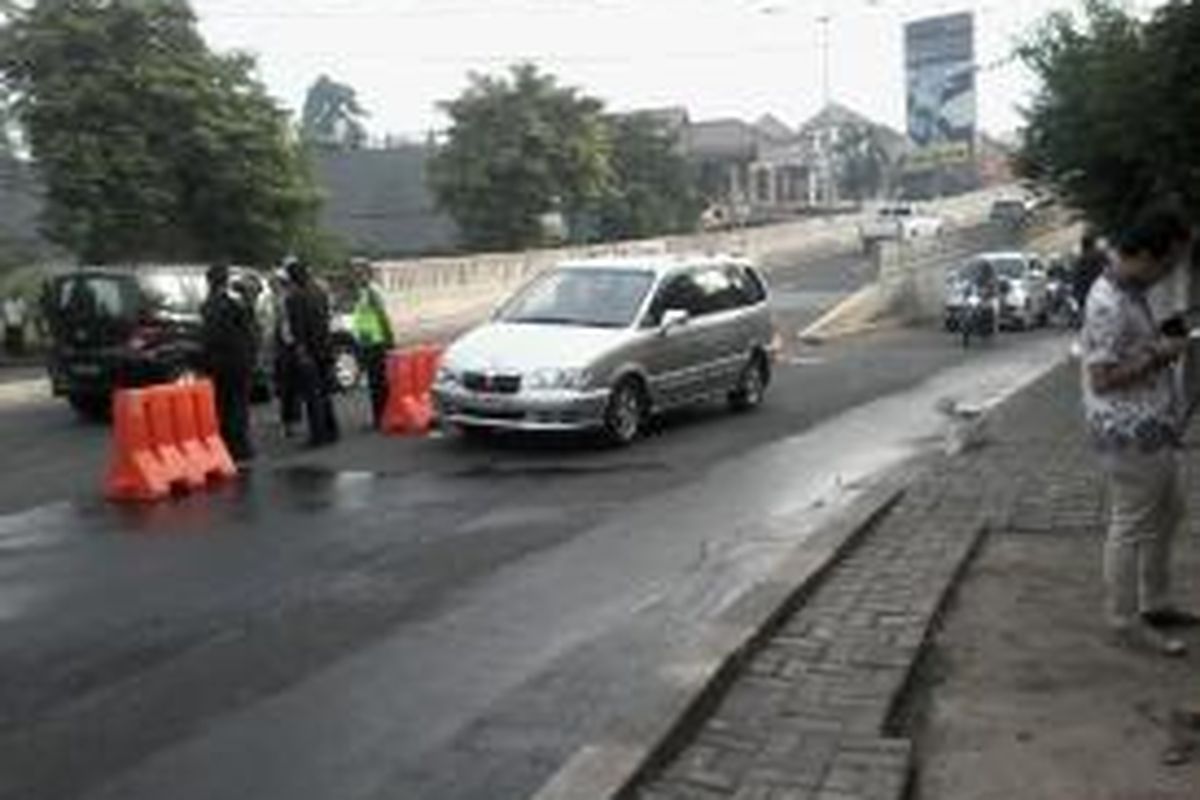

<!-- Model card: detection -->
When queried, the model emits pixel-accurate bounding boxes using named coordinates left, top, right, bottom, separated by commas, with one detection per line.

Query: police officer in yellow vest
left=350, top=258, right=396, bottom=428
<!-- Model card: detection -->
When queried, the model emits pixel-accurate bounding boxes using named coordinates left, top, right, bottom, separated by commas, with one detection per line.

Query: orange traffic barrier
left=106, top=389, right=171, bottom=501
left=104, top=378, right=237, bottom=503
left=146, top=385, right=205, bottom=490
left=382, top=346, right=442, bottom=436
left=193, top=379, right=237, bottom=480
left=171, top=382, right=231, bottom=483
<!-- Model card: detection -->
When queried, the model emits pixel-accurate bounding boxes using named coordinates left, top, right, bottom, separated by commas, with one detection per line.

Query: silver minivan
left=433, top=255, right=775, bottom=444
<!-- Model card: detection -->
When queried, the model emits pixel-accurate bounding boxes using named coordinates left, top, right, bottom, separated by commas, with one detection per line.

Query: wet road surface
left=0, top=229, right=1059, bottom=800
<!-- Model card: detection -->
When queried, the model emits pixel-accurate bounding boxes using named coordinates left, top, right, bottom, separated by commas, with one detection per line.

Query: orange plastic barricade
left=381, top=346, right=441, bottom=436
left=106, top=389, right=171, bottom=502
left=193, top=379, right=237, bottom=480
left=171, top=383, right=224, bottom=482
left=104, top=380, right=238, bottom=503
left=145, top=385, right=205, bottom=490
left=414, top=345, right=443, bottom=407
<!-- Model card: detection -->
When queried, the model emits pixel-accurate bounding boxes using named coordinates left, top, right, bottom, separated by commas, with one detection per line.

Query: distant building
left=682, top=117, right=763, bottom=210
left=312, top=146, right=459, bottom=257
left=684, top=103, right=909, bottom=217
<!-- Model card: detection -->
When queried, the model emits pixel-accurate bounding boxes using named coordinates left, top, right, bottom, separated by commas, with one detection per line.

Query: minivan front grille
left=463, top=372, right=521, bottom=394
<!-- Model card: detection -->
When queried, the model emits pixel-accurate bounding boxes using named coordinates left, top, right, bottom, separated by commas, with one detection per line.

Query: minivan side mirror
left=660, top=309, right=690, bottom=332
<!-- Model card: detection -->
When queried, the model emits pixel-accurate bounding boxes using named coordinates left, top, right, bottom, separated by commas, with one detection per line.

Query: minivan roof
left=47, top=264, right=260, bottom=282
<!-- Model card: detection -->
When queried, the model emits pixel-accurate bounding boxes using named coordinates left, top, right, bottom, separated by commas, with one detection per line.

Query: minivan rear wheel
left=604, top=378, right=646, bottom=446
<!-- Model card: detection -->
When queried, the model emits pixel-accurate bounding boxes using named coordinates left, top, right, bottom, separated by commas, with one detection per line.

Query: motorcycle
left=959, top=287, right=998, bottom=348
left=1045, top=274, right=1081, bottom=328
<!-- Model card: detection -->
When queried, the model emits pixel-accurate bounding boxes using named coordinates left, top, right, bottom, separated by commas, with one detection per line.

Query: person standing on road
left=1074, top=231, right=1109, bottom=320
left=1080, top=203, right=1196, bottom=657
left=284, top=257, right=340, bottom=447
left=201, top=263, right=258, bottom=463
left=3, top=292, right=28, bottom=356
left=271, top=268, right=303, bottom=438
left=350, top=259, right=395, bottom=429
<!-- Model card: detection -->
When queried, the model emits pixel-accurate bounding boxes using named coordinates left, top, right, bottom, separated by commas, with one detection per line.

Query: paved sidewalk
left=628, top=365, right=1200, bottom=800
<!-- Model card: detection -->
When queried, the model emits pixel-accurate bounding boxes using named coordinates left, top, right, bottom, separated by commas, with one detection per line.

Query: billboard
left=905, top=12, right=976, bottom=162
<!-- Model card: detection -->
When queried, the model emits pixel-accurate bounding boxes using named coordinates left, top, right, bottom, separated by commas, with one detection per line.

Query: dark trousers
left=275, top=350, right=302, bottom=433
left=362, top=343, right=389, bottom=428
left=297, top=354, right=340, bottom=446
left=214, top=370, right=254, bottom=461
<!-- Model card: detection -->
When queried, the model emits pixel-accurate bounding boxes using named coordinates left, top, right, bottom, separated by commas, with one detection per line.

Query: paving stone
left=628, top=366, right=1096, bottom=800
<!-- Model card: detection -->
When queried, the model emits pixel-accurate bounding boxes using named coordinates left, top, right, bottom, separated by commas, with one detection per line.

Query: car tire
left=331, top=341, right=362, bottom=393
left=604, top=378, right=646, bottom=446
left=729, top=355, right=768, bottom=413
left=68, top=392, right=111, bottom=422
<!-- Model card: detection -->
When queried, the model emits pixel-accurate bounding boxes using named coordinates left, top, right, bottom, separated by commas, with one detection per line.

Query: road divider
left=105, top=380, right=237, bottom=502
left=382, top=345, right=443, bottom=436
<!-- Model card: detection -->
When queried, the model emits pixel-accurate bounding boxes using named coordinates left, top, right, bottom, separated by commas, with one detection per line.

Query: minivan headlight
left=436, top=366, right=460, bottom=386
left=525, top=368, right=589, bottom=391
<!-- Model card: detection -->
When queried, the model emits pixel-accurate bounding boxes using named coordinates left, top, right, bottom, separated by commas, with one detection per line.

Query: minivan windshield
left=140, top=273, right=207, bottom=314
left=50, top=275, right=130, bottom=319
left=498, top=268, right=655, bottom=329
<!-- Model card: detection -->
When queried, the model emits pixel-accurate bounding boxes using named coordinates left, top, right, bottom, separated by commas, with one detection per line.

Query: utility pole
left=817, top=10, right=833, bottom=206
left=818, top=13, right=832, bottom=108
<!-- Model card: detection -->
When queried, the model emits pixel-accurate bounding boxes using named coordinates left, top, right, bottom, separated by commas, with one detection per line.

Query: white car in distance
left=858, top=203, right=945, bottom=249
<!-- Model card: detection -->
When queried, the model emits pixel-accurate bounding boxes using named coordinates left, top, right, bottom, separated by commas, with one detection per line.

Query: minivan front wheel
left=729, top=355, right=767, bottom=412
left=604, top=378, right=646, bottom=446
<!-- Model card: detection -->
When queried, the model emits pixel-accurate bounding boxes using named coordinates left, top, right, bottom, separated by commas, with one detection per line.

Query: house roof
left=626, top=106, right=690, bottom=132
left=682, top=118, right=761, bottom=161
left=797, top=102, right=910, bottom=158
left=755, top=114, right=794, bottom=142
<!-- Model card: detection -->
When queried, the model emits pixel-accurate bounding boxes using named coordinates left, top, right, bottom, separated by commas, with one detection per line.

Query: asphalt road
left=0, top=227, right=1058, bottom=800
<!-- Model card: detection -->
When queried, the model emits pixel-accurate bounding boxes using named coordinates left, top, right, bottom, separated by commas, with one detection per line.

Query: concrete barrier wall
left=377, top=186, right=1017, bottom=327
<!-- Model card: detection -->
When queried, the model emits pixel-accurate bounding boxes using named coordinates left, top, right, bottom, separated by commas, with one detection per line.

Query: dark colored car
left=42, top=266, right=273, bottom=419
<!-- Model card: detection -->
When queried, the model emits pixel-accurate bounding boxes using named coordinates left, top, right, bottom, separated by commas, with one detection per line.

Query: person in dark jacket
left=1074, top=231, right=1109, bottom=311
left=284, top=257, right=340, bottom=447
left=201, top=263, right=258, bottom=462
left=271, top=268, right=303, bottom=438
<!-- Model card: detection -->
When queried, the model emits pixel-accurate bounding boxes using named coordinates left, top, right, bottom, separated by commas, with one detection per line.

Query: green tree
left=0, top=0, right=322, bottom=265
left=428, top=63, right=611, bottom=251
left=835, top=124, right=893, bottom=203
left=1017, top=0, right=1200, bottom=230
left=594, top=113, right=700, bottom=240
left=301, top=74, right=369, bottom=150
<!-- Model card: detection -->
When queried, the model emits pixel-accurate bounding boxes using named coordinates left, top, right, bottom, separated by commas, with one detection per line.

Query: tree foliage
left=835, top=124, right=895, bottom=203
left=1018, top=0, right=1200, bottom=230
left=595, top=113, right=700, bottom=240
left=0, top=0, right=322, bottom=265
left=301, top=74, right=369, bottom=150
left=428, top=63, right=612, bottom=251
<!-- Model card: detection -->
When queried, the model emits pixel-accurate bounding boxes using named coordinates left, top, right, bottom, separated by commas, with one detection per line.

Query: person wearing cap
left=349, top=259, right=395, bottom=428
left=201, top=263, right=258, bottom=462
left=283, top=257, right=340, bottom=447
left=271, top=267, right=303, bottom=438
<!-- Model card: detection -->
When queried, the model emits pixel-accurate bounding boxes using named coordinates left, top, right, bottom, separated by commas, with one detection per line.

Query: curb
left=881, top=519, right=992, bottom=798
left=0, top=377, right=50, bottom=407
left=528, top=473, right=910, bottom=800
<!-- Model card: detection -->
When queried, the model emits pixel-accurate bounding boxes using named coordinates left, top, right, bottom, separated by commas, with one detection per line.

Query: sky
left=193, top=0, right=1166, bottom=142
